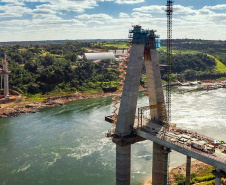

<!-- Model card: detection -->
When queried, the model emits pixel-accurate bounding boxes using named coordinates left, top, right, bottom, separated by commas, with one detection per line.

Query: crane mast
left=166, top=0, right=173, bottom=122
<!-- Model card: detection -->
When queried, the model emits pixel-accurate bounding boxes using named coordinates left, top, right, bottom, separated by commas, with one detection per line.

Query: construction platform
left=106, top=115, right=226, bottom=171
left=135, top=120, right=226, bottom=172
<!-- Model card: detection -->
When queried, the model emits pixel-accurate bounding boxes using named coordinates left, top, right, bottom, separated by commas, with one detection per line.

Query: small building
left=116, top=50, right=123, bottom=56
left=83, top=52, right=116, bottom=61
left=108, top=50, right=116, bottom=55
left=108, top=50, right=129, bottom=56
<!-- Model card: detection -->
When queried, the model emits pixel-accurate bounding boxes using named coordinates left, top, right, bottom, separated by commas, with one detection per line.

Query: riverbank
left=0, top=91, right=122, bottom=118
left=143, top=160, right=214, bottom=185
left=144, top=159, right=226, bottom=185
left=0, top=79, right=225, bottom=118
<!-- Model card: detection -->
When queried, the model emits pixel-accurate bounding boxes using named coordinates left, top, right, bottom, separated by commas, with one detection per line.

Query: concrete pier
left=4, top=74, right=9, bottom=98
left=162, top=147, right=171, bottom=185
left=2, top=56, right=9, bottom=98
left=186, top=156, right=191, bottom=185
left=215, top=169, right=222, bottom=185
left=152, top=142, right=164, bottom=185
left=116, top=145, right=131, bottom=185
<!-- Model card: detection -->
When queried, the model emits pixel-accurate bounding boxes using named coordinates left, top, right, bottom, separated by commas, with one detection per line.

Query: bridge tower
left=0, top=53, right=10, bottom=99
left=113, top=25, right=170, bottom=185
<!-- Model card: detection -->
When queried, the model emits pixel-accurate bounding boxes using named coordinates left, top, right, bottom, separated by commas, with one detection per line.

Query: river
left=0, top=88, right=225, bottom=185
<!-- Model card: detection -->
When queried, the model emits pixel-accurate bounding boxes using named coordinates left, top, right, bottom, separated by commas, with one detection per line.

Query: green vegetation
left=0, top=41, right=119, bottom=95
left=174, top=174, right=186, bottom=185
left=85, top=40, right=129, bottom=50
left=102, top=41, right=129, bottom=49
left=207, top=54, right=226, bottom=73
left=174, top=165, right=216, bottom=185
left=0, top=39, right=226, bottom=97
left=159, top=39, right=226, bottom=82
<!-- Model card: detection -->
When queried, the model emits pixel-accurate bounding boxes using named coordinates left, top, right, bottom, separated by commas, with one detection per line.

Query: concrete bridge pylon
left=113, top=25, right=168, bottom=185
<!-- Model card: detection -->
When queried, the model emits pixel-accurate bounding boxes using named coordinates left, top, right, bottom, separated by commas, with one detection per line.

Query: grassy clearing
left=103, top=41, right=129, bottom=49
left=159, top=47, right=201, bottom=55
left=23, top=90, right=83, bottom=103
left=207, top=54, right=226, bottom=73
left=189, top=166, right=215, bottom=185
left=216, top=76, right=226, bottom=80
left=24, top=94, right=46, bottom=102
left=18, top=48, right=27, bottom=52
left=40, top=51, right=49, bottom=56
left=215, top=53, right=226, bottom=65
left=173, top=163, right=215, bottom=185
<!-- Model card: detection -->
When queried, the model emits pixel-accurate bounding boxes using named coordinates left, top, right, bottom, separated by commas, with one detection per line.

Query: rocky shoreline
left=0, top=79, right=225, bottom=118
left=0, top=92, right=120, bottom=118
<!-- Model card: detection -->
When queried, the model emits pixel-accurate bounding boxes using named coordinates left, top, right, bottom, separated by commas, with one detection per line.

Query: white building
left=83, top=52, right=116, bottom=61
left=108, top=50, right=115, bottom=55
left=115, top=50, right=123, bottom=56
left=108, top=50, right=129, bottom=56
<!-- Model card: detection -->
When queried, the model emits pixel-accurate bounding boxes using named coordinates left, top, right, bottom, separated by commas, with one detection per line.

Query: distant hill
left=0, top=39, right=128, bottom=47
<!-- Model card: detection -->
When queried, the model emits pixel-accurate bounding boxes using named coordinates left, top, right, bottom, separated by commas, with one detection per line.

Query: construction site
left=105, top=1, right=226, bottom=184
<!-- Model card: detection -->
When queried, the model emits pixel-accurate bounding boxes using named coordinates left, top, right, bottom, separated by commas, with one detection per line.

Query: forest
left=0, top=39, right=226, bottom=95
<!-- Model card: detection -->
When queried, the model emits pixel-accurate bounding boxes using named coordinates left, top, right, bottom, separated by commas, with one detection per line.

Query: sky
left=0, top=0, right=226, bottom=42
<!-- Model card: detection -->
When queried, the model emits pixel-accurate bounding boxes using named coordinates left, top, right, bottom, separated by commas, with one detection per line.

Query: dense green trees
left=159, top=51, right=226, bottom=82
left=0, top=40, right=225, bottom=95
left=0, top=41, right=120, bottom=94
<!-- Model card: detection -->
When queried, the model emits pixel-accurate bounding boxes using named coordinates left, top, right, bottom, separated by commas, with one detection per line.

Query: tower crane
left=166, top=0, right=174, bottom=123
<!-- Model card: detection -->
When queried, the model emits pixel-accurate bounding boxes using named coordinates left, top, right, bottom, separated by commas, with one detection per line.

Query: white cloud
left=77, top=13, right=113, bottom=21
left=133, top=5, right=195, bottom=14
left=119, top=12, right=130, bottom=18
left=173, top=5, right=195, bottom=14
left=204, top=4, right=226, bottom=10
left=1, top=0, right=25, bottom=5
left=87, top=20, right=105, bottom=24
left=32, top=9, right=56, bottom=15
left=0, top=4, right=31, bottom=18
left=33, top=1, right=99, bottom=13
left=1, top=19, right=30, bottom=26
left=210, top=13, right=226, bottom=22
left=0, top=1, right=226, bottom=41
left=131, top=12, right=152, bottom=18
left=115, top=0, right=144, bottom=4
left=197, top=8, right=213, bottom=15
left=31, top=18, right=85, bottom=27
left=133, top=5, right=165, bottom=13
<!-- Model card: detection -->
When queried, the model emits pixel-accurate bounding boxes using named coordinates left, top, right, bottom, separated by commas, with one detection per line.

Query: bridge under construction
left=105, top=24, right=226, bottom=185
left=105, top=1, right=226, bottom=184
left=105, top=23, right=226, bottom=185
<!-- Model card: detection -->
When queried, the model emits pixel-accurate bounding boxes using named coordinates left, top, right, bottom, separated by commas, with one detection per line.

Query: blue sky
left=0, top=0, right=226, bottom=41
